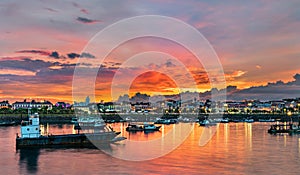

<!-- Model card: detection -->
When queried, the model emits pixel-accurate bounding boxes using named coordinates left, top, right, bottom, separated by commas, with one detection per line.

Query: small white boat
left=244, top=118, right=254, bottom=123
left=220, top=118, right=229, bottom=123
left=143, top=123, right=161, bottom=131
left=199, top=119, right=217, bottom=126
left=71, top=118, right=78, bottom=124
left=76, top=117, right=105, bottom=129
left=259, top=118, right=275, bottom=122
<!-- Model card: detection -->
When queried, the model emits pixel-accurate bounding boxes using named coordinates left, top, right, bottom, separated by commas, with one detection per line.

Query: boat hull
left=144, top=126, right=161, bottom=131
left=16, top=132, right=125, bottom=149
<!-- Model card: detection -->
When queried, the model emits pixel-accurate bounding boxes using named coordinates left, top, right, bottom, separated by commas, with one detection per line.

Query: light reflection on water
left=0, top=122, right=300, bottom=174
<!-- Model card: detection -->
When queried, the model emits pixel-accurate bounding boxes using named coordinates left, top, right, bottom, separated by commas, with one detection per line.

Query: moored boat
left=220, top=118, right=229, bottom=123
left=154, top=118, right=178, bottom=125
left=71, top=117, right=78, bottom=124
left=16, top=113, right=126, bottom=149
left=126, top=123, right=161, bottom=132
left=259, top=118, right=275, bottom=122
left=126, top=124, right=144, bottom=132
left=199, top=119, right=217, bottom=126
left=75, top=117, right=106, bottom=129
left=244, top=118, right=254, bottom=123
left=143, top=123, right=161, bottom=131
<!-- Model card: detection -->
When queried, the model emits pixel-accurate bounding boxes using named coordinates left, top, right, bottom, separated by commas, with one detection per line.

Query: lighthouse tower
left=20, top=113, right=41, bottom=138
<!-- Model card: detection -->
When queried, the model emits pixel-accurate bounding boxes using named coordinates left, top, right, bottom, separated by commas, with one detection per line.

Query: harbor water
left=1, top=122, right=300, bottom=174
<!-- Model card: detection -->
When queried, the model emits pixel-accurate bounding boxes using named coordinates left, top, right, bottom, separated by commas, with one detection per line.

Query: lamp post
left=287, top=111, right=292, bottom=125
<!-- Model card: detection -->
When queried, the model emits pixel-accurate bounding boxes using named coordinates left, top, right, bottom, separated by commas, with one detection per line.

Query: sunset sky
left=0, top=0, right=299, bottom=103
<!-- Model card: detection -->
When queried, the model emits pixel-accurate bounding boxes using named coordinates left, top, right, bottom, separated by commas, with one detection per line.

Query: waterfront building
left=131, top=102, right=151, bottom=113
left=55, top=102, right=71, bottom=108
left=12, top=100, right=53, bottom=110
left=0, top=100, right=10, bottom=109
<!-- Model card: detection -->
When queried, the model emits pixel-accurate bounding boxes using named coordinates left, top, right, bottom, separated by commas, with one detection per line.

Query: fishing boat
left=16, top=113, right=126, bottom=149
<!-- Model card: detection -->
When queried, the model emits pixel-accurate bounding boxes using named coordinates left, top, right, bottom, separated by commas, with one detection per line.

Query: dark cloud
left=165, top=60, right=176, bottom=67
left=16, top=50, right=65, bottom=60
left=80, top=52, right=95, bottom=58
left=0, top=58, right=54, bottom=72
left=16, top=50, right=51, bottom=56
left=225, top=74, right=300, bottom=100
left=67, top=53, right=81, bottom=59
left=49, top=51, right=60, bottom=59
left=60, top=63, right=76, bottom=67
left=76, top=17, right=101, bottom=24
left=291, top=74, right=300, bottom=85
left=196, top=74, right=300, bottom=101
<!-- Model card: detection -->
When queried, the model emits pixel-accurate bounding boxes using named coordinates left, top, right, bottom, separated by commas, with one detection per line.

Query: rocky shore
left=0, top=113, right=299, bottom=124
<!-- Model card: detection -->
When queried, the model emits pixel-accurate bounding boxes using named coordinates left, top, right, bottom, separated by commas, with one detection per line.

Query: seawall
left=1, top=113, right=299, bottom=124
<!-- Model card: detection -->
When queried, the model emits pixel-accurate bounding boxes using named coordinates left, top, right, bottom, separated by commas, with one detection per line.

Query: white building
left=12, top=100, right=53, bottom=110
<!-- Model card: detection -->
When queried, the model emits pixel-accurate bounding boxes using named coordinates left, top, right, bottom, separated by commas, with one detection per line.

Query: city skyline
left=0, top=1, right=300, bottom=103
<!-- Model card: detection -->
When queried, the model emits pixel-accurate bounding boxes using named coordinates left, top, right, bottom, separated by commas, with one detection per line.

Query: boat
left=143, top=123, right=161, bottom=131
left=199, top=119, right=217, bottom=126
left=259, top=118, right=275, bottom=122
left=94, top=121, right=105, bottom=128
left=154, top=118, right=178, bottom=125
left=125, top=124, right=144, bottom=132
left=71, top=117, right=78, bottom=124
left=244, top=118, right=254, bottom=123
left=126, top=123, right=161, bottom=132
left=231, top=119, right=244, bottom=123
left=16, top=113, right=126, bottom=149
left=76, top=117, right=106, bottom=129
left=220, top=118, right=229, bottom=123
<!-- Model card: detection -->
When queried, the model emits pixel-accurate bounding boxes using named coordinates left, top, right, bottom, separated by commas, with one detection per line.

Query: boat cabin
left=20, top=113, right=41, bottom=138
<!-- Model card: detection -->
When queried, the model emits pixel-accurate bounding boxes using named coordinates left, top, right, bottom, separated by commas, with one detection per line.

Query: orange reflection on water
left=10, top=122, right=300, bottom=174
left=108, top=123, right=180, bottom=141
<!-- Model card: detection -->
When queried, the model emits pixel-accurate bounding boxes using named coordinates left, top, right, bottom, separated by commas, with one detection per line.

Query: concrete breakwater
left=0, top=114, right=74, bottom=124
left=0, top=113, right=299, bottom=124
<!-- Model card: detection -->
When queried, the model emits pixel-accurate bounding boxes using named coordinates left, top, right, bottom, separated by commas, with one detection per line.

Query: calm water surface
left=1, top=122, right=300, bottom=175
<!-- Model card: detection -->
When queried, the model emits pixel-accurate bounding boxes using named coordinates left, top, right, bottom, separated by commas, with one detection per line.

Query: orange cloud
left=129, top=71, right=178, bottom=96
left=0, top=69, right=36, bottom=76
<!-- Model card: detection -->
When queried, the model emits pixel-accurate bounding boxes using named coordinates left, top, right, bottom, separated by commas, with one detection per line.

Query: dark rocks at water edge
left=0, top=114, right=74, bottom=124
left=0, top=113, right=299, bottom=124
